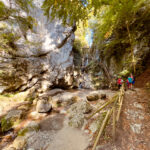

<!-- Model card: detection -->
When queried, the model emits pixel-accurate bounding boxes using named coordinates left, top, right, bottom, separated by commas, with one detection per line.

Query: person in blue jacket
left=128, top=74, right=133, bottom=89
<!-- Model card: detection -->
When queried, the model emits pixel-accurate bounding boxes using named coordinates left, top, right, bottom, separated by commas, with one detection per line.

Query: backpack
left=128, top=77, right=133, bottom=83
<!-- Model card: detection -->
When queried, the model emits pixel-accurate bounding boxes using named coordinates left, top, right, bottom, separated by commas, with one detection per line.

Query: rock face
left=79, top=73, right=95, bottom=89
left=0, top=0, right=75, bottom=93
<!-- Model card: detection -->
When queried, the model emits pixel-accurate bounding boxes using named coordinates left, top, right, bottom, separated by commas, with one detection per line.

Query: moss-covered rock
left=1, top=110, right=23, bottom=132
left=1, top=117, right=13, bottom=132
left=18, top=121, right=40, bottom=136
left=67, top=100, right=92, bottom=128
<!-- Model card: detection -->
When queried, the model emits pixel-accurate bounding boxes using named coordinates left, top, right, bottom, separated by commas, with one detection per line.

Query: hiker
left=117, top=77, right=123, bottom=89
left=79, top=82, right=82, bottom=89
left=127, top=74, right=133, bottom=89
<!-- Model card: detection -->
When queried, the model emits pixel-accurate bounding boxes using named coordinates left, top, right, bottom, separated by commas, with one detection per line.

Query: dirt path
left=46, top=125, right=88, bottom=150
left=114, top=88, right=150, bottom=150
left=94, top=88, right=150, bottom=150
left=39, top=114, right=89, bottom=150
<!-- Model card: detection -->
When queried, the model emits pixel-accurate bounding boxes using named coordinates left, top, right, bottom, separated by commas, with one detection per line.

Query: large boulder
left=36, top=100, right=52, bottom=113
left=86, top=93, right=99, bottom=101
left=0, top=0, right=75, bottom=93
left=51, top=92, right=80, bottom=107
left=67, top=100, right=92, bottom=128
left=36, top=94, right=52, bottom=113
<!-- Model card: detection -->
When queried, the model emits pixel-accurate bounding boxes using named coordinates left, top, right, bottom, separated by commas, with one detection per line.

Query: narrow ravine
left=0, top=1, right=150, bottom=150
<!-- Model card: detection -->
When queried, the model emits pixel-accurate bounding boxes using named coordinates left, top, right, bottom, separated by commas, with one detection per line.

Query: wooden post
left=112, top=103, right=116, bottom=141
left=92, top=109, right=112, bottom=150
left=116, top=85, right=125, bottom=122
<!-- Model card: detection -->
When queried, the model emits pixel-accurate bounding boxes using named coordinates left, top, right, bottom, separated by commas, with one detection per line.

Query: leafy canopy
left=42, top=0, right=149, bottom=70
left=89, top=0, right=149, bottom=72
left=92, top=0, right=148, bottom=42
left=42, top=0, right=114, bottom=24
left=42, top=0, right=148, bottom=39
left=42, top=0, right=90, bottom=25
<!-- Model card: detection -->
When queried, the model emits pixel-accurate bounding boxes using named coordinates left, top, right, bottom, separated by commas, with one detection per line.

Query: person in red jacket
left=117, top=77, right=123, bottom=89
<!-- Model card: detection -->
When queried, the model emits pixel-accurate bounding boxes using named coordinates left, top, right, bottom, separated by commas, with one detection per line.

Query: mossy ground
left=0, top=91, right=31, bottom=133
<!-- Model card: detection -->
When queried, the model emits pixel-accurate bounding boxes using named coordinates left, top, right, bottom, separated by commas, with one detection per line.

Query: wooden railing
left=88, top=85, right=125, bottom=150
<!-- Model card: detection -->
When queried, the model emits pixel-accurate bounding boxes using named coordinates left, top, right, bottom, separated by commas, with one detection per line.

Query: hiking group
left=117, top=74, right=135, bottom=90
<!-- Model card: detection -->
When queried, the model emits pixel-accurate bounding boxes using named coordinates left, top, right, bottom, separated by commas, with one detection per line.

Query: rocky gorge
left=0, top=0, right=150, bottom=150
